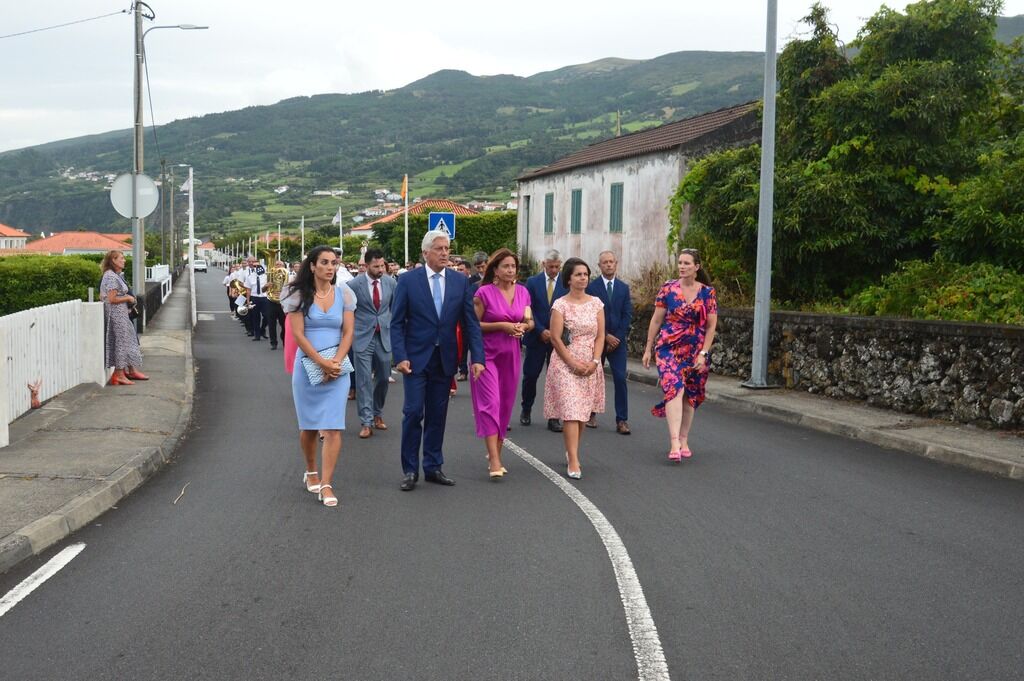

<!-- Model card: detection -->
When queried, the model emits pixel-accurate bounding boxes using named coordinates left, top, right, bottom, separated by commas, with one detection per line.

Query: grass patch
left=665, top=81, right=701, bottom=96
left=414, top=159, right=477, bottom=182
left=621, top=120, right=662, bottom=133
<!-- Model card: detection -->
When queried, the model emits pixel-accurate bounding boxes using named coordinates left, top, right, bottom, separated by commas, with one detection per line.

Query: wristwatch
left=592, top=358, right=600, bottom=366
left=698, top=350, right=709, bottom=357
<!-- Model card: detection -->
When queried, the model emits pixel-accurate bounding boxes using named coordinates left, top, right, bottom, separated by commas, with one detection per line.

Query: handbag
left=560, top=326, right=572, bottom=346
left=122, top=275, right=139, bottom=320
left=300, top=345, right=354, bottom=386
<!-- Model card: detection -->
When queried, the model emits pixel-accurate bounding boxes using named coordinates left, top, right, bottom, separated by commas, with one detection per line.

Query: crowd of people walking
left=212, top=232, right=718, bottom=508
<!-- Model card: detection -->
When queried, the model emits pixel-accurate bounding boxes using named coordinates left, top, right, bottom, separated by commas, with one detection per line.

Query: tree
left=670, top=0, right=1016, bottom=301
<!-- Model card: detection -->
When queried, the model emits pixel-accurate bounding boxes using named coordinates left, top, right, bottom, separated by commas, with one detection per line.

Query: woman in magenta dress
left=642, top=249, right=718, bottom=462
left=470, top=248, right=533, bottom=480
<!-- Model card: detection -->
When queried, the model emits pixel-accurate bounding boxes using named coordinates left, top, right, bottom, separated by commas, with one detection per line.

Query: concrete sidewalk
left=620, top=358, right=1024, bottom=481
left=0, top=278, right=194, bottom=573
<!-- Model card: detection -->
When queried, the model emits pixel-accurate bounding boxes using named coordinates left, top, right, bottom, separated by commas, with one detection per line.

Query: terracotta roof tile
left=25, top=231, right=136, bottom=254
left=0, top=223, right=31, bottom=238
left=518, top=101, right=759, bottom=181
left=351, top=199, right=478, bottom=232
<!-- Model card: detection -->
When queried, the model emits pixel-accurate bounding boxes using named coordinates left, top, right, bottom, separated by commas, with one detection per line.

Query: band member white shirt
left=244, top=266, right=269, bottom=298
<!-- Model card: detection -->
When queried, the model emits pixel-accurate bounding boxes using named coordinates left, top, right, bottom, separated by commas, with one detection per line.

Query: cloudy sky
left=3, top=0, right=1023, bottom=152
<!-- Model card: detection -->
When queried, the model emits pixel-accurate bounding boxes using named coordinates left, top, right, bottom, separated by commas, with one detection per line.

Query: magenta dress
left=470, top=283, right=530, bottom=438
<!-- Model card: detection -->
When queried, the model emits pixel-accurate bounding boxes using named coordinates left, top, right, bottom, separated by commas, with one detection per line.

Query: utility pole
left=159, top=158, right=167, bottom=265
left=744, top=0, right=779, bottom=389
left=131, top=1, right=148, bottom=331
left=169, top=165, right=175, bottom=272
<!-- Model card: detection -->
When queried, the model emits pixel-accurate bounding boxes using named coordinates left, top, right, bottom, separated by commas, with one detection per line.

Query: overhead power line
left=0, top=8, right=129, bottom=40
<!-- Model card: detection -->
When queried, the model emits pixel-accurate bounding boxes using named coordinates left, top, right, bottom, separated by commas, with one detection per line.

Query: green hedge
left=0, top=255, right=139, bottom=316
left=374, top=211, right=517, bottom=263
left=848, top=255, right=1024, bottom=325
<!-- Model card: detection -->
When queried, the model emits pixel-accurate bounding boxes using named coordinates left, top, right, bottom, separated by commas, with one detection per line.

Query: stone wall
left=628, top=305, right=1024, bottom=429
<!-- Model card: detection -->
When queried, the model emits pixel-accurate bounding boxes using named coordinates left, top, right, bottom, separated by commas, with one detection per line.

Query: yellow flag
left=400, top=174, right=408, bottom=200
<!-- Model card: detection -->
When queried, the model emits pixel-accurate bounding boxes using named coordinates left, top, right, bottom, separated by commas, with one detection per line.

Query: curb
left=622, top=368, right=1022, bottom=482
left=0, top=327, right=195, bottom=575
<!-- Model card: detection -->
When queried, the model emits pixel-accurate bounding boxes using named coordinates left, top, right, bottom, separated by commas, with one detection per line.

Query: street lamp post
left=131, top=0, right=207, bottom=330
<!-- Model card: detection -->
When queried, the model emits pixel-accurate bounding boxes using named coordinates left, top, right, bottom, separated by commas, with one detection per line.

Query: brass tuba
left=228, top=276, right=247, bottom=298
left=266, top=265, right=289, bottom=303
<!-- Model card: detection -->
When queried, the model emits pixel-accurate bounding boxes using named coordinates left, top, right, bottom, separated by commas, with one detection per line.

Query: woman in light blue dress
left=281, top=246, right=356, bottom=507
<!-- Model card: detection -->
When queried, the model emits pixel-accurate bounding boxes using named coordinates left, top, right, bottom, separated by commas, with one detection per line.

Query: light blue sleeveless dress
left=284, top=284, right=356, bottom=430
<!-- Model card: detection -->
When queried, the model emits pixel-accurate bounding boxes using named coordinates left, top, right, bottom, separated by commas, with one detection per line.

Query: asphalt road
left=1, top=270, right=1022, bottom=680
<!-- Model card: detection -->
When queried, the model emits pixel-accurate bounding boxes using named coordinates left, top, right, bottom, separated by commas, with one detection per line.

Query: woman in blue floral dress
left=642, top=249, right=718, bottom=461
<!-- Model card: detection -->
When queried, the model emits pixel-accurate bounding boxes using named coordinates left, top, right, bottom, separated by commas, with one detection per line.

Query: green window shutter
left=544, top=193, right=554, bottom=234
left=610, top=183, right=623, bottom=233
left=570, top=189, right=582, bottom=234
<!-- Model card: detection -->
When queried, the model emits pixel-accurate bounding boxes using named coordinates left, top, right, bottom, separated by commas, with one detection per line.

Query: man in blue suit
left=586, top=250, right=633, bottom=434
left=520, top=249, right=567, bottom=432
left=391, top=230, right=485, bottom=491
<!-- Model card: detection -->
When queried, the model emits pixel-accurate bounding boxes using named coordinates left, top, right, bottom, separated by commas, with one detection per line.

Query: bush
left=849, top=255, right=1024, bottom=325
left=376, top=211, right=517, bottom=264
left=0, top=255, right=103, bottom=315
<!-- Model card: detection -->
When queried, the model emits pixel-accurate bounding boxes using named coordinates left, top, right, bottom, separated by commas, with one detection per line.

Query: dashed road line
left=0, top=543, right=86, bottom=618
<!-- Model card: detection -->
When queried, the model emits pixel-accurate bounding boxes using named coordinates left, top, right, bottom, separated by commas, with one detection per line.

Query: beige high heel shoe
left=318, top=483, right=338, bottom=507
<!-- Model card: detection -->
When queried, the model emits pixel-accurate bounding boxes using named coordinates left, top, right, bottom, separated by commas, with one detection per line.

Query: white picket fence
left=0, top=300, right=106, bottom=447
left=146, top=264, right=173, bottom=303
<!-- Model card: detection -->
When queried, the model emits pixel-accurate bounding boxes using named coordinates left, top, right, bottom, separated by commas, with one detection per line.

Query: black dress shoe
left=519, top=410, right=531, bottom=426
left=424, top=470, right=455, bottom=486
left=269, top=343, right=278, bottom=350
left=400, top=473, right=416, bottom=491
left=547, top=418, right=563, bottom=433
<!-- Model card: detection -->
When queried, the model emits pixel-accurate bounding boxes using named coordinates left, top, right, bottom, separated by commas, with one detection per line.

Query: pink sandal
left=680, top=449, right=692, bottom=459
left=668, top=450, right=682, bottom=462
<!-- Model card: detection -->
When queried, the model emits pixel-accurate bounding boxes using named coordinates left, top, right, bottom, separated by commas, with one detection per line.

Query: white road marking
left=0, top=543, right=85, bottom=618
left=504, top=441, right=670, bottom=681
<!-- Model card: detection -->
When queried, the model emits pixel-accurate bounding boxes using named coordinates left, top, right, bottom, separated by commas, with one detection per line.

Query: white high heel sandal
left=302, top=471, right=320, bottom=493
left=318, top=483, right=338, bottom=507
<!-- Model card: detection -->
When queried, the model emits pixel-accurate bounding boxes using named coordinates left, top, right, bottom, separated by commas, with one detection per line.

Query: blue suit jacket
left=391, top=267, right=484, bottom=376
left=524, top=271, right=567, bottom=346
left=586, top=277, right=634, bottom=344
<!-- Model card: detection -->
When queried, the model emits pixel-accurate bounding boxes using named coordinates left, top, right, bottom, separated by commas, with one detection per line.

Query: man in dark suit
left=350, top=248, right=396, bottom=439
left=586, top=250, right=634, bottom=434
left=467, top=251, right=488, bottom=286
left=391, top=230, right=485, bottom=491
left=520, top=249, right=567, bottom=432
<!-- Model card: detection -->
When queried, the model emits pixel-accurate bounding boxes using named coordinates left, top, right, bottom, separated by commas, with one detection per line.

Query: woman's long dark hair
left=482, top=248, right=518, bottom=285
left=679, top=248, right=712, bottom=286
left=288, top=246, right=337, bottom=316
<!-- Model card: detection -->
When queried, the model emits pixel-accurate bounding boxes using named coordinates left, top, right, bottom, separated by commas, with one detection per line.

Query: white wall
left=0, top=301, right=105, bottom=447
left=517, top=152, right=686, bottom=278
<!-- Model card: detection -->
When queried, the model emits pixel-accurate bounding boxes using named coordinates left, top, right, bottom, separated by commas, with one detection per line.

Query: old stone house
left=515, top=102, right=760, bottom=275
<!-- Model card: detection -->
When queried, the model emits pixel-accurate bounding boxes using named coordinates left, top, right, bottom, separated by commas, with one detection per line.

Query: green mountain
left=0, top=50, right=765, bottom=237
left=2, top=14, right=1021, bottom=239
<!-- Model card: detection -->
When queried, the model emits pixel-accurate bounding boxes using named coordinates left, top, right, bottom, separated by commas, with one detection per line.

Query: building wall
left=0, top=237, right=27, bottom=249
left=516, top=153, right=683, bottom=277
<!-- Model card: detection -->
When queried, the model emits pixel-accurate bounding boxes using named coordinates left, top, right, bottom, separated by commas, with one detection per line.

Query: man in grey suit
left=349, top=248, right=396, bottom=439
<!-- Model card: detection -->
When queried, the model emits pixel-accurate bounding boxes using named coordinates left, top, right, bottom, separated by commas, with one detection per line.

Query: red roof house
left=24, top=231, right=136, bottom=255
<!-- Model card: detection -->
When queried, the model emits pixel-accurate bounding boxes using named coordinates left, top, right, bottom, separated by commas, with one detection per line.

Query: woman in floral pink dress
left=545, top=257, right=605, bottom=479
left=642, top=249, right=718, bottom=462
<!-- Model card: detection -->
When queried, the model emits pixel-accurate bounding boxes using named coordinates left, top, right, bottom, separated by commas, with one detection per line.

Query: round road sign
left=110, top=173, right=160, bottom=219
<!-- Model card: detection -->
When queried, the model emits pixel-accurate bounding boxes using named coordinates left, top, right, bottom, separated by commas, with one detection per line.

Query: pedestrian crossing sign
left=428, top=212, right=456, bottom=240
